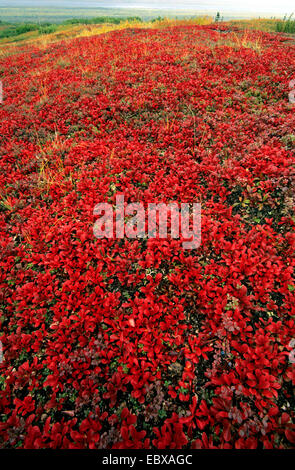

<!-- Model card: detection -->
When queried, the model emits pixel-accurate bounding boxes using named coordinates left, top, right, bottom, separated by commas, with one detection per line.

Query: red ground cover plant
left=0, top=24, right=294, bottom=449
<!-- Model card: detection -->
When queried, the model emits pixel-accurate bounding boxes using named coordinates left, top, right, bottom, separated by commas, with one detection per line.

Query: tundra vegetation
left=0, top=14, right=294, bottom=449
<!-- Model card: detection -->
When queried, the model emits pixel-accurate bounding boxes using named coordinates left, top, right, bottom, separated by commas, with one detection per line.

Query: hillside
left=0, top=23, right=294, bottom=449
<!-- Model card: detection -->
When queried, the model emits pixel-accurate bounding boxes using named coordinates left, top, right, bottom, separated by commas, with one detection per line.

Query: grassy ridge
left=0, top=16, right=146, bottom=44
left=0, top=16, right=142, bottom=40
left=0, top=16, right=213, bottom=46
left=0, top=13, right=294, bottom=49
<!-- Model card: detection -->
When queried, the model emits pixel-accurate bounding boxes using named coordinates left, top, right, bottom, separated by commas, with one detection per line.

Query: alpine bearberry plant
left=0, top=23, right=294, bottom=449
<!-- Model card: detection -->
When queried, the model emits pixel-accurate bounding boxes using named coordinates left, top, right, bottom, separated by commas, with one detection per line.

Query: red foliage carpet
left=0, top=25, right=294, bottom=448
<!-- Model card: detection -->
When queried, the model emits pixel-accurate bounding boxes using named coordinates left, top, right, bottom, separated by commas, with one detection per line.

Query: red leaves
left=0, top=24, right=294, bottom=449
left=153, top=419, right=188, bottom=449
left=285, top=430, right=295, bottom=445
left=115, top=408, right=149, bottom=448
left=13, top=396, right=35, bottom=416
left=43, top=375, right=59, bottom=390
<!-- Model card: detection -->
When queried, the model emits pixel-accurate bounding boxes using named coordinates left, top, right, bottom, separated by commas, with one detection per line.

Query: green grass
left=0, top=23, right=37, bottom=39
left=0, top=22, right=59, bottom=39
left=276, top=14, right=295, bottom=33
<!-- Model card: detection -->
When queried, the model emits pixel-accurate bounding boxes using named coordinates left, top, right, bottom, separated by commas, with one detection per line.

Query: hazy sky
left=0, top=0, right=294, bottom=15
